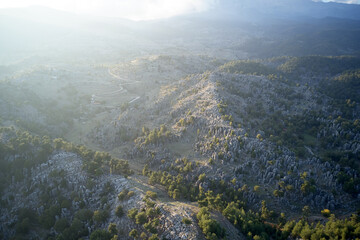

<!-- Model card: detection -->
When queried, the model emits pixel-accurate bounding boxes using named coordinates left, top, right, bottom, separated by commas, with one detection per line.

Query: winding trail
left=91, top=68, right=141, bottom=103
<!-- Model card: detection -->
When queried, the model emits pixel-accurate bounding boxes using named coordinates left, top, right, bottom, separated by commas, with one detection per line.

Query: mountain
left=1, top=3, right=360, bottom=240
left=207, top=0, right=360, bottom=21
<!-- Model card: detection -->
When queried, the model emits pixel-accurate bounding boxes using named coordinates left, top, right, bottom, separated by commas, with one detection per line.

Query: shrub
left=75, top=209, right=93, bottom=222
left=129, top=229, right=138, bottom=238
left=90, top=229, right=112, bottom=240
left=127, top=191, right=135, bottom=198
left=93, top=210, right=109, bottom=223
left=54, top=218, right=69, bottom=233
left=182, top=217, right=192, bottom=225
left=148, top=234, right=159, bottom=240
left=135, top=212, right=147, bottom=225
left=118, top=189, right=129, bottom=201
left=115, top=205, right=124, bottom=218
left=108, top=223, right=117, bottom=235
left=128, top=208, right=138, bottom=220
left=146, top=191, right=158, bottom=199
left=321, top=209, right=331, bottom=217
left=198, top=173, right=206, bottom=182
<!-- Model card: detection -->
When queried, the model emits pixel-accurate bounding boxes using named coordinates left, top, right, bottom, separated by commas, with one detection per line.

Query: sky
left=0, top=0, right=359, bottom=21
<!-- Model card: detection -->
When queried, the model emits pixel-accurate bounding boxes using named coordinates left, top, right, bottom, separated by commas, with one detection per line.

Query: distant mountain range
left=0, top=0, right=360, bottom=61
left=205, top=0, right=360, bottom=21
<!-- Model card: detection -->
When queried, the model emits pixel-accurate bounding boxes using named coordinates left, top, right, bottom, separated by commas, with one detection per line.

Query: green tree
left=129, top=229, right=138, bottom=239
left=115, top=205, right=124, bottom=218
left=300, top=172, right=308, bottom=180
left=16, top=218, right=30, bottom=234
left=260, top=200, right=272, bottom=220
left=301, top=181, right=315, bottom=195
left=108, top=223, right=117, bottom=235
left=198, top=173, right=206, bottom=182
left=90, top=229, right=112, bottom=240
left=146, top=191, right=158, bottom=199
left=197, top=207, right=225, bottom=239
left=40, top=205, right=61, bottom=229
left=148, top=234, right=159, bottom=240
left=54, top=218, right=69, bottom=233
left=148, top=172, right=157, bottom=185
left=142, top=164, right=149, bottom=176
left=135, top=212, right=147, bottom=225
left=118, top=189, right=129, bottom=201
left=93, top=210, right=109, bottom=224
left=321, top=209, right=331, bottom=218
left=182, top=217, right=192, bottom=225
left=172, top=189, right=181, bottom=200
left=231, top=178, right=237, bottom=185
left=302, top=206, right=310, bottom=219
left=75, top=209, right=93, bottom=222
left=140, top=232, right=147, bottom=239
left=273, top=190, right=284, bottom=198
left=128, top=208, right=138, bottom=220
left=279, top=212, right=286, bottom=227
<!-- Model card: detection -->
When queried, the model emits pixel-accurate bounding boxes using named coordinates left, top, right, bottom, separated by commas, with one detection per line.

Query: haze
left=0, top=0, right=359, bottom=20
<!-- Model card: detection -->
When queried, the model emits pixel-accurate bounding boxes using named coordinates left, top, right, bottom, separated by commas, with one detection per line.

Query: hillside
left=99, top=56, right=360, bottom=214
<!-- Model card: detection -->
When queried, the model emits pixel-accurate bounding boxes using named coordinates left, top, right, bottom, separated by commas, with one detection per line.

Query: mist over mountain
left=208, top=0, right=360, bottom=20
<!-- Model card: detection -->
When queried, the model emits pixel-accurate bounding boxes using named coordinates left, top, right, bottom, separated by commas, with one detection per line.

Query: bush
left=198, top=173, right=206, bottom=182
left=90, top=229, right=112, bottom=240
left=115, top=205, right=124, bottom=218
left=144, top=219, right=158, bottom=234
left=146, top=208, right=158, bottom=218
left=54, top=218, right=69, bottom=232
left=128, top=208, right=138, bottom=220
left=39, top=205, right=61, bottom=229
left=93, top=210, right=109, bottom=223
left=197, top=207, right=225, bottom=239
left=127, top=191, right=135, bottom=198
left=118, top=189, right=129, bottom=201
left=148, top=234, right=159, bottom=240
left=129, top=229, right=138, bottom=238
left=146, top=191, right=158, bottom=199
left=140, top=232, right=147, bottom=239
left=182, top=217, right=192, bottom=225
left=75, top=209, right=93, bottom=222
left=108, top=223, right=117, bottom=235
left=321, top=209, right=331, bottom=217
left=16, top=218, right=30, bottom=234
left=135, top=212, right=147, bottom=225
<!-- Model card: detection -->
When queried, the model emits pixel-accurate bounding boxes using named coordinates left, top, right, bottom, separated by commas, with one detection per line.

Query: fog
left=1, top=0, right=360, bottom=64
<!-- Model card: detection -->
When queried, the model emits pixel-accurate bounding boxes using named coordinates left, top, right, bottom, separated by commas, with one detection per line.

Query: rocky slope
left=91, top=57, right=360, bottom=216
